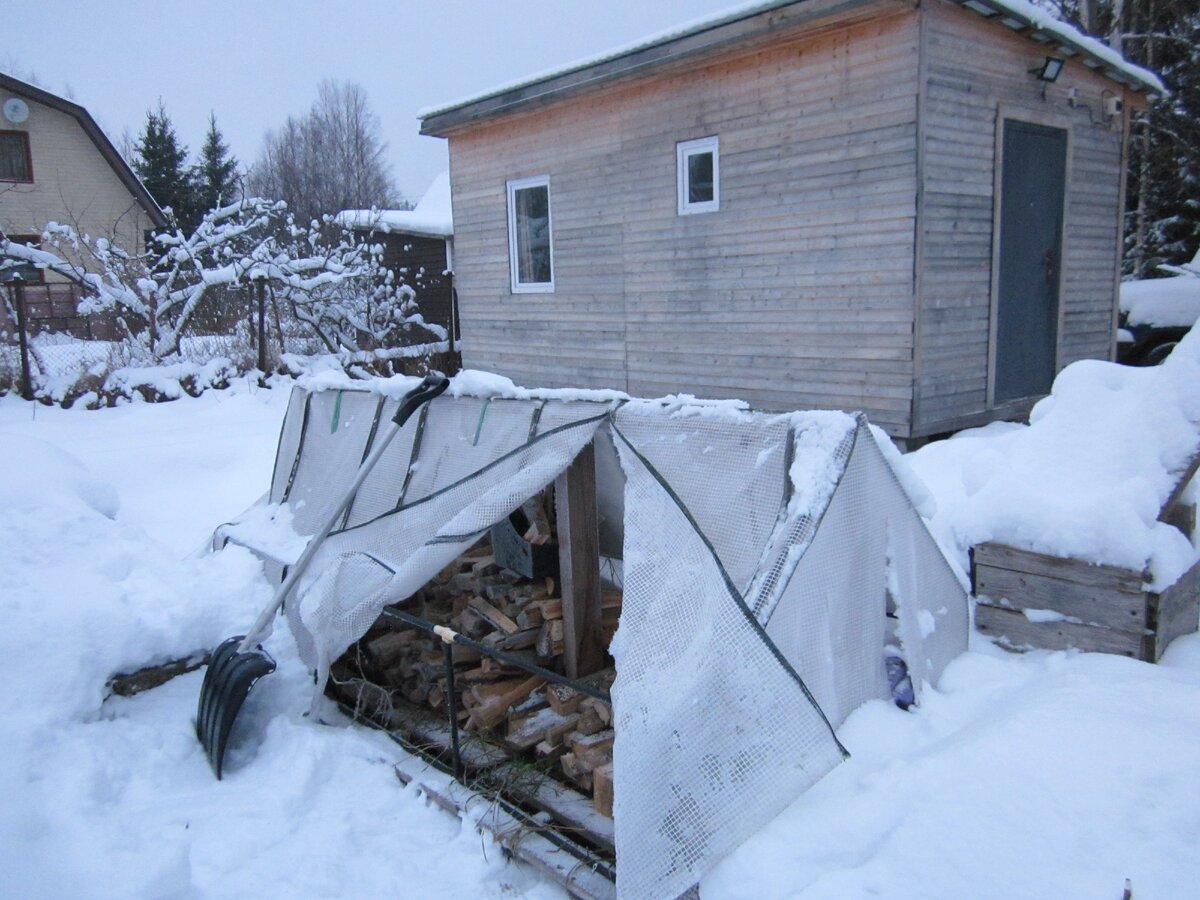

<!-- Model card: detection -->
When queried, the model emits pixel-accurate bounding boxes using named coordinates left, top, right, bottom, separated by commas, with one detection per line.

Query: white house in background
left=338, top=172, right=458, bottom=343
left=0, top=73, right=166, bottom=338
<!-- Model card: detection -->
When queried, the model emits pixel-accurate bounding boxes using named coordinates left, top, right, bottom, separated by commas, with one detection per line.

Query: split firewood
left=535, top=739, right=566, bottom=764
left=366, top=630, right=420, bottom=668
left=536, top=619, right=565, bottom=659
left=573, top=706, right=605, bottom=737
left=504, top=706, right=573, bottom=753
left=520, top=495, right=553, bottom=544
left=559, top=752, right=593, bottom=791
left=592, top=763, right=614, bottom=817
left=535, top=599, right=563, bottom=621
left=547, top=682, right=584, bottom=716
left=469, top=596, right=520, bottom=635
left=580, top=696, right=612, bottom=726
left=467, top=675, right=547, bottom=732
left=570, top=729, right=615, bottom=769
left=543, top=713, right=581, bottom=748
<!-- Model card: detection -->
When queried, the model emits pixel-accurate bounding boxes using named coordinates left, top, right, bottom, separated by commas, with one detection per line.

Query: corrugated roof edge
left=0, top=73, right=169, bottom=229
left=419, top=0, right=1162, bottom=133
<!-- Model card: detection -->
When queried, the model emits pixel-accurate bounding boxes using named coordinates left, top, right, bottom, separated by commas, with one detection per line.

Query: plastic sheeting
left=227, top=384, right=969, bottom=900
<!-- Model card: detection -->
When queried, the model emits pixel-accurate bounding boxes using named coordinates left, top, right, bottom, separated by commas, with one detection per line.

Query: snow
left=1120, top=275, right=1200, bottom=329
left=3, top=371, right=1200, bottom=898
left=908, top=327, right=1200, bottom=590
left=337, top=171, right=453, bottom=238
left=422, top=0, right=1161, bottom=120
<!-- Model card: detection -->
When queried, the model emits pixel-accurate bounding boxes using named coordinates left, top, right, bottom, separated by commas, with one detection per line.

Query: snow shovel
left=196, top=373, right=450, bottom=778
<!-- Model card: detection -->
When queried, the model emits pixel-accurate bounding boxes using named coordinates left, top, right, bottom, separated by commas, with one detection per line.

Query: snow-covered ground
left=2, top=376, right=1199, bottom=898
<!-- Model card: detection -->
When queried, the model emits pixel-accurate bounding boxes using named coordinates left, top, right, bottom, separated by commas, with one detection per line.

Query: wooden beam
left=556, top=441, right=605, bottom=678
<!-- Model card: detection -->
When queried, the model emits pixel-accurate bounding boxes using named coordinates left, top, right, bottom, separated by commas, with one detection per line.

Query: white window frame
left=506, top=174, right=555, bottom=293
left=677, top=136, right=719, bottom=216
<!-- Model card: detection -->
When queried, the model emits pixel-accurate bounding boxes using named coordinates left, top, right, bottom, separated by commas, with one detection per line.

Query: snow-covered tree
left=0, top=200, right=440, bottom=362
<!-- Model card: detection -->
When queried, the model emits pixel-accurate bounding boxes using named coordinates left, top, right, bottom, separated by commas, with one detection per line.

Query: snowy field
left=2, top=377, right=1199, bottom=898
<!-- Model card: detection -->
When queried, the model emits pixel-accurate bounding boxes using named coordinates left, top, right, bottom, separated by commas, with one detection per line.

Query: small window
left=0, top=131, right=32, bottom=182
left=677, top=136, right=719, bottom=215
left=507, top=175, right=554, bottom=292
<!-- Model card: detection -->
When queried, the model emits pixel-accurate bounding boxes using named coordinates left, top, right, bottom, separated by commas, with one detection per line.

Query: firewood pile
left=327, top=540, right=621, bottom=818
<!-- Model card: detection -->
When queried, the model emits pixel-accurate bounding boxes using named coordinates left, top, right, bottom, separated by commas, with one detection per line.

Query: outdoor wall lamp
left=1031, top=56, right=1065, bottom=82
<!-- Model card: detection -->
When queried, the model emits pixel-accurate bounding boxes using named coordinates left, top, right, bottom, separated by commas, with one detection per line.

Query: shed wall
left=449, top=10, right=922, bottom=433
left=913, top=0, right=1130, bottom=435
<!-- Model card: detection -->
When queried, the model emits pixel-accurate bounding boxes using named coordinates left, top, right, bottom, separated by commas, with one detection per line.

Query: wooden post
left=555, top=441, right=604, bottom=678
left=13, top=281, right=32, bottom=401
left=255, top=278, right=267, bottom=372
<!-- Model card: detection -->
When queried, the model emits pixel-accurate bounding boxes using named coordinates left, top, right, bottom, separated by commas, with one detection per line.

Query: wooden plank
left=393, top=762, right=615, bottom=900
left=972, top=542, right=1146, bottom=593
left=975, top=603, right=1144, bottom=658
left=556, top=442, right=606, bottom=678
left=490, top=763, right=616, bottom=853
left=974, top=563, right=1148, bottom=632
left=1148, top=556, right=1200, bottom=661
left=1159, top=450, right=1200, bottom=524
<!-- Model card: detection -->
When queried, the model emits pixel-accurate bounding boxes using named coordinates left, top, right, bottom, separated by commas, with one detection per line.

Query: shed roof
left=420, top=0, right=1162, bottom=136
left=337, top=171, right=453, bottom=239
left=0, top=73, right=168, bottom=229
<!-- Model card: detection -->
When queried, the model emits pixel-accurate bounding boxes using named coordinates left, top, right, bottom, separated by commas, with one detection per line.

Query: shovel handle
left=238, top=374, right=450, bottom=652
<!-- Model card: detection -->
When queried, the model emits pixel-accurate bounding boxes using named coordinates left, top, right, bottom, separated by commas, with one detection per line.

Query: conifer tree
left=195, top=112, right=240, bottom=216
left=133, top=101, right=199, bottom=233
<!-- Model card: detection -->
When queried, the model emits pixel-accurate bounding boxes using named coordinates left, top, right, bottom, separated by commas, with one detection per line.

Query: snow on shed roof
left=420, top=0, right=1161, bottom=133
left=337, top=171, right=452, bottom=238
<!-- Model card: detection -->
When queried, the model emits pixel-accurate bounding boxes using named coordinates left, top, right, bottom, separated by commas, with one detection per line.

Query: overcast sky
left=8, top=0, right=743, bottom=204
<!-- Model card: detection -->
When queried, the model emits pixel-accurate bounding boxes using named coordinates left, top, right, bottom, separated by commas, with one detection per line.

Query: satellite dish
left=3, top=97, right=29, bottom=125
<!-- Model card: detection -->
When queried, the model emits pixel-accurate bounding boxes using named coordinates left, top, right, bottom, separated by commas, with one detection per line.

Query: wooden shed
left=338, top=172, right=457, bottom=344
left=420, top=0, right=1161, bottom=444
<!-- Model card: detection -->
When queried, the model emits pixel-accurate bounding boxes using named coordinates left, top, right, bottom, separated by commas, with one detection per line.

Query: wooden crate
left=972, top=542, right=1200, bottom=662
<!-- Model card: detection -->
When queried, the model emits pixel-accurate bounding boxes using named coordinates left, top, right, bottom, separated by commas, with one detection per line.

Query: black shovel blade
left=196, top=636, right=276, bottom=779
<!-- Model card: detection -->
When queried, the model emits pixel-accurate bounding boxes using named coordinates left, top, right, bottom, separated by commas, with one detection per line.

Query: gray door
left=994, top=119, right=1067, bottom=403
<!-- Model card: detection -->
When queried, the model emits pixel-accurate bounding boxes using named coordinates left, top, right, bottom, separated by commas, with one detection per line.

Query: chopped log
left=536, top=619, right=565, bottom=658
left=547, top=682, right=584, bottom=716
left=504, top=706, right=574, bottom=753
left=366, top=630, right=420, bottom=667
left=560, top=752, right=593, bottom=791
left=469, top=596, right=520, bottom=635
left=535, top=739, right=566, bottom=764
left=536, top=599, right=563, bottom=621
left=571, top=729, right=614, bottom=770
left=573, top=706, right=605, bottom=737
left=544, top=714, right=582, bottom=748
left=494, top=627, right=541, bottom=651
left=516, top=605, right=544, bottom=630
left=581, top=697, right=612, bottom=726
left=592, top=763, right=614, bottom=818
left=468, top=675, right=547, bottom=732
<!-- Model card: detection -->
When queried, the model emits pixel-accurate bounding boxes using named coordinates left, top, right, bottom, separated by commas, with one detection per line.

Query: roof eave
left=421, top=0, right=890, bottom=136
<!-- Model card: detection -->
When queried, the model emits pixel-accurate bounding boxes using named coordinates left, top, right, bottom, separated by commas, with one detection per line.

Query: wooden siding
left=374, top=233, right=455, bottom=339
left=449, top=9, right=922, bottom=432
left=912, top=0, right=1133, bottom=435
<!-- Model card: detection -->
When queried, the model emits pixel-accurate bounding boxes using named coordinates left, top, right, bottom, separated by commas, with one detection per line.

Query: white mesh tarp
left=228, top=384, right=969, bottom=900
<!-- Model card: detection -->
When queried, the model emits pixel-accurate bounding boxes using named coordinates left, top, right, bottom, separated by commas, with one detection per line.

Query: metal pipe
left=443, top=641, right=464, bottom=779
left=380, top=607, right=611, bottom=702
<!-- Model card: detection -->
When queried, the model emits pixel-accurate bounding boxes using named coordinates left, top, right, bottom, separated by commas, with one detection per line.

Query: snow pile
left=1121, top=262, right=1200, bottom=329
left=908, top=327, right=1200, bottom=589
left=2, top=377, right=1200, bottom=898
left=0, top=382, right=558, bottom=900
left=338, top=171, right=453, bottom=238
